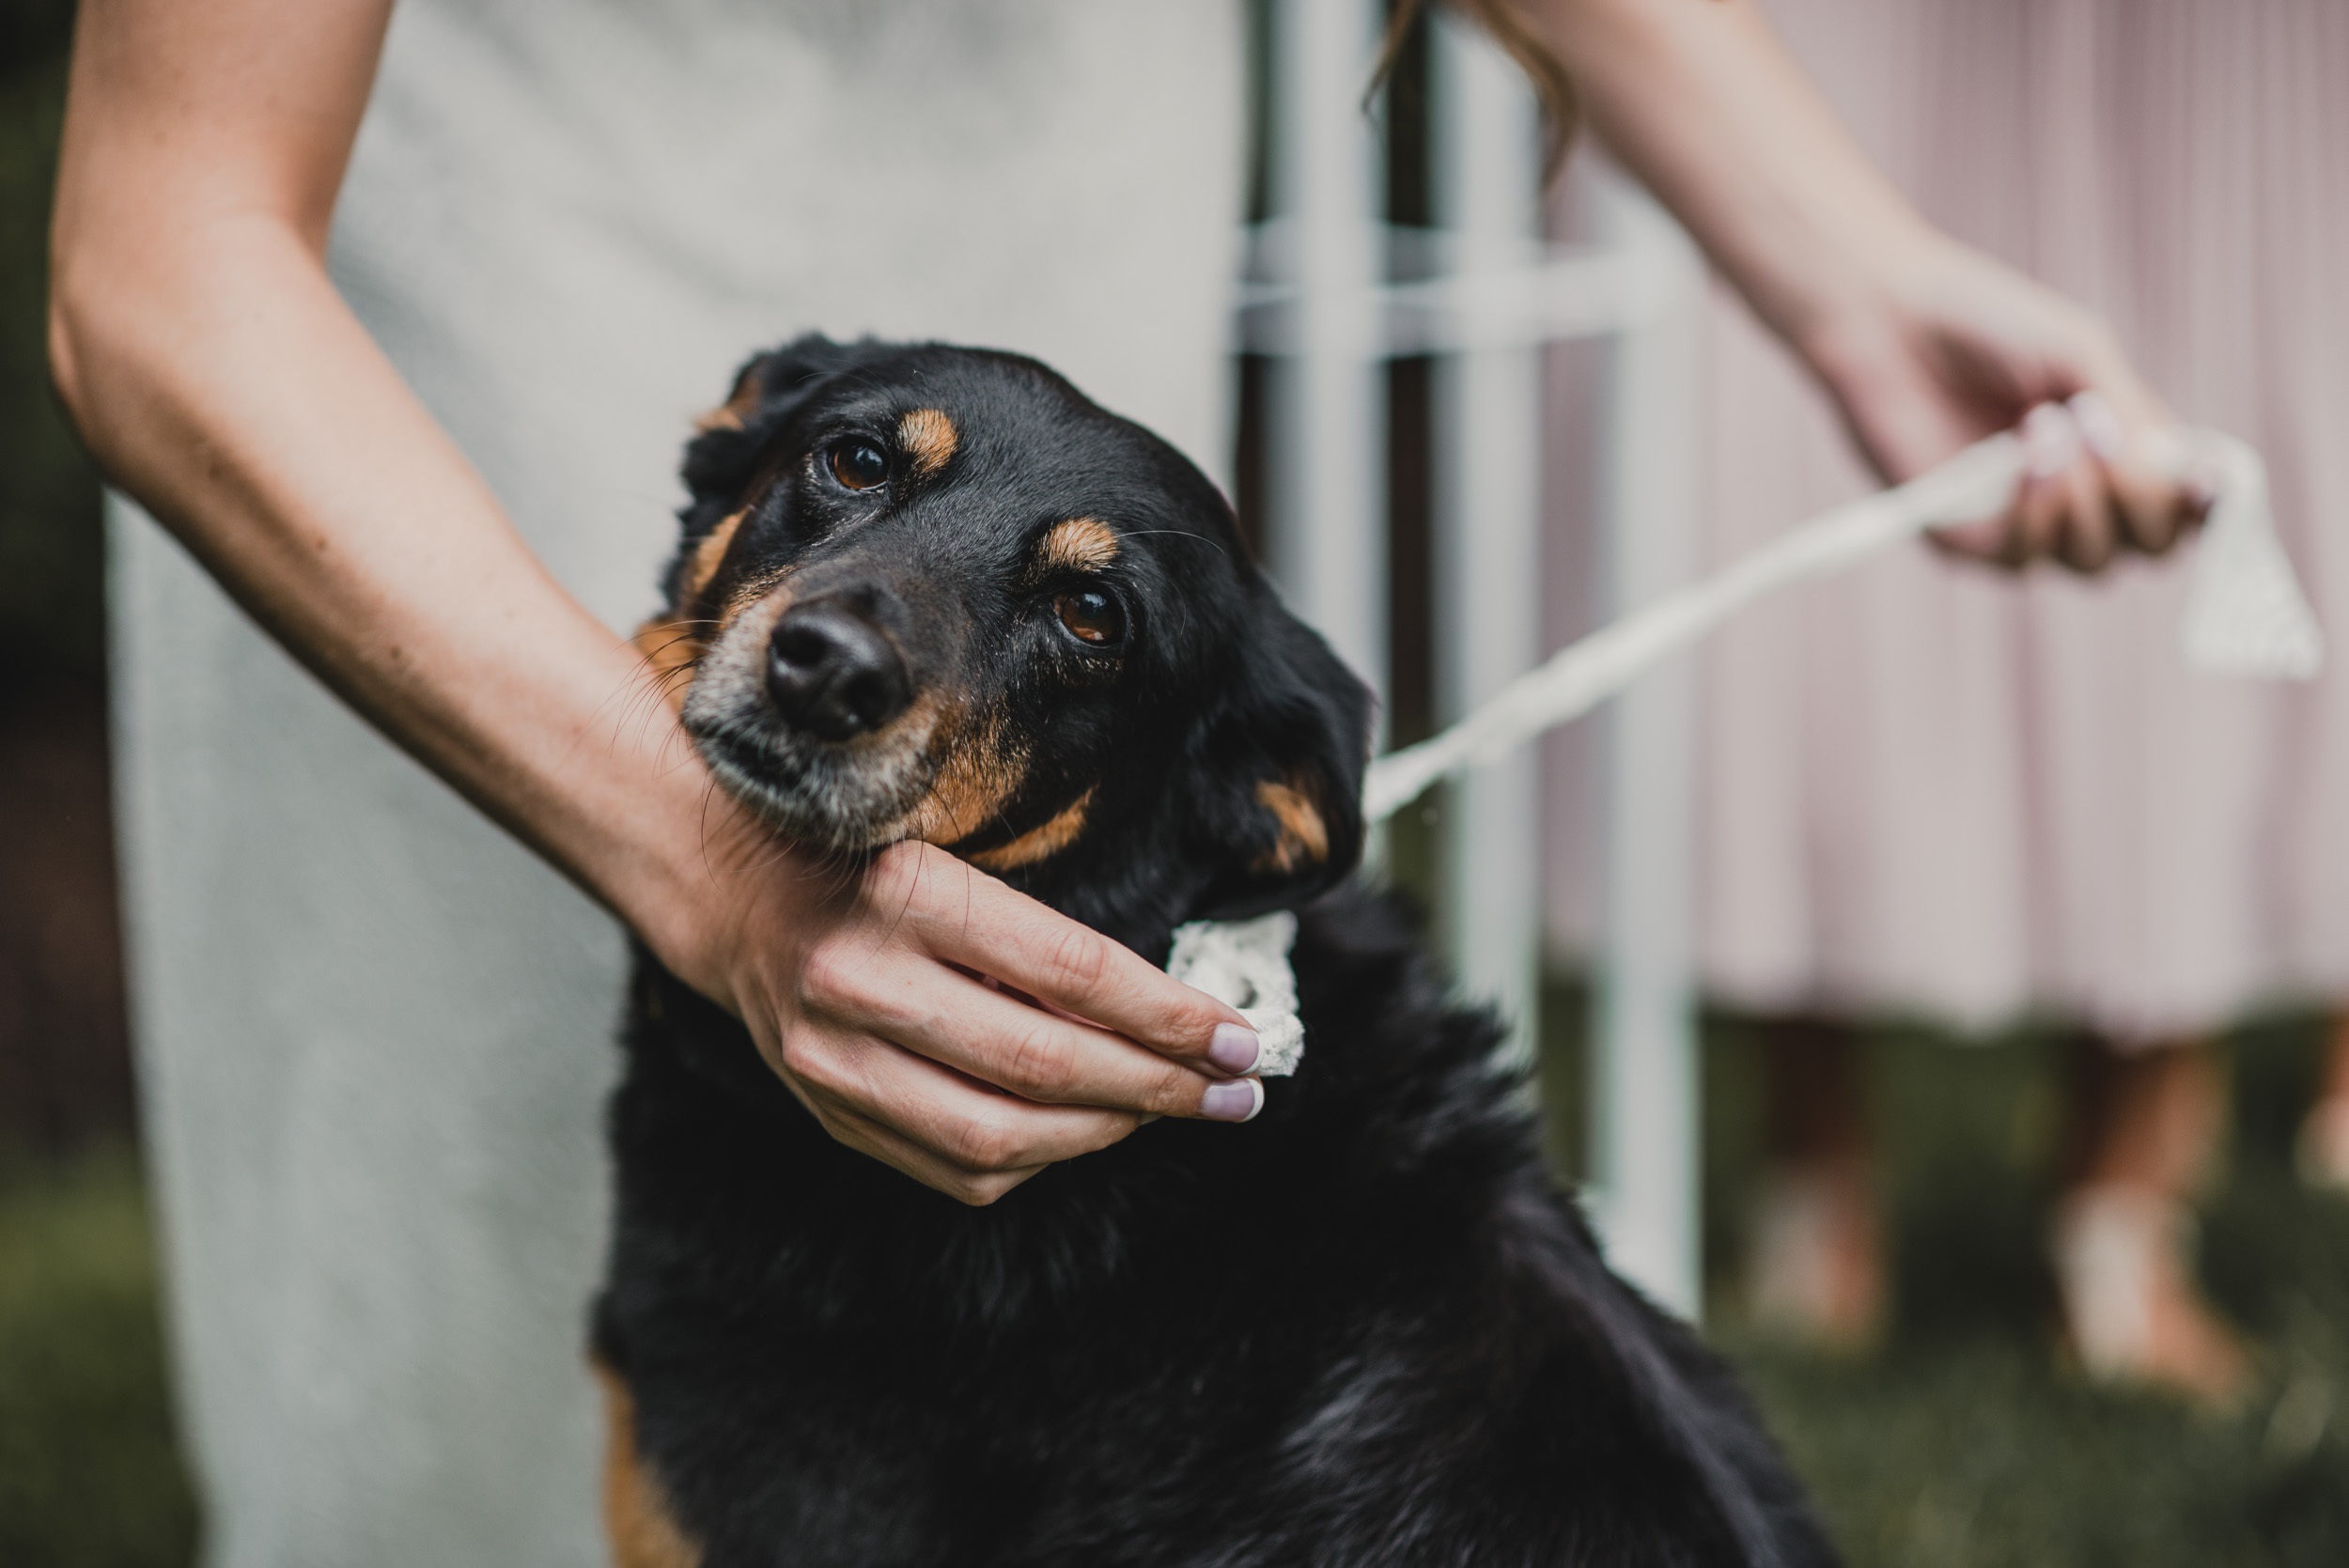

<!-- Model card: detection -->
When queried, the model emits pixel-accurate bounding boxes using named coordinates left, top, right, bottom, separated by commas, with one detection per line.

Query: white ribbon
left=1163, top=913, right=1307, bottom=1076
left=1172, top=422, right=2324, bottom=1075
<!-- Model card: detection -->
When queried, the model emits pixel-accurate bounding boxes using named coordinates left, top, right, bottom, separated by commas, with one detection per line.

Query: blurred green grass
left=1726, top=1021, right=2349, bottom=1568
left=0, top=1147, right=196, bottom=1568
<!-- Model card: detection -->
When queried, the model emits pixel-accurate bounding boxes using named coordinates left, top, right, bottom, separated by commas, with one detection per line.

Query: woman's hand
left=1515, top=0, right=2201, bottom=572
left=640, top=811, right=1268, bottom=1206
left=1796, top=236, right=2203, bottom=571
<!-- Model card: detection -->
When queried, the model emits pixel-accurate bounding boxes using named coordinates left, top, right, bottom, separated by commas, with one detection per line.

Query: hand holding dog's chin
left=635, top=800, right=1262, bottom=1205
left=1790, top=235, right=2205, bottom=572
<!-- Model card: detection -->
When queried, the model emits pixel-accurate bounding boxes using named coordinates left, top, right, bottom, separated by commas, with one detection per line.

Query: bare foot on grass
left=2050, top=1183, right=2248, bottom=1409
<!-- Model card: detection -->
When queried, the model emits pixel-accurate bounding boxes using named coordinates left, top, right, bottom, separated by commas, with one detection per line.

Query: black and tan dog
left=595, top=335, right=1837, bottom=1568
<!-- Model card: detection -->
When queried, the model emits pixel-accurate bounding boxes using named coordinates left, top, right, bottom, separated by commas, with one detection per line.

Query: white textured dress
left=1676, top=0, right=2349, bottom=1041
left=110, top=3, right=1240, bottom=1562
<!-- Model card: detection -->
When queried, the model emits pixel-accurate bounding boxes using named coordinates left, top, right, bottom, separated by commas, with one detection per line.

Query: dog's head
left=643, top=335, right=1372, bottom=948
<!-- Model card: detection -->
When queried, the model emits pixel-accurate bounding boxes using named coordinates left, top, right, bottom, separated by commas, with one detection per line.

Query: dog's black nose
left=766, top=602, right=912, bottom=741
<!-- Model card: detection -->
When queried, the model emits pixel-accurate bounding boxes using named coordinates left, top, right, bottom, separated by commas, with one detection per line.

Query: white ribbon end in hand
left=2173, top=431, right=2325, bottom=681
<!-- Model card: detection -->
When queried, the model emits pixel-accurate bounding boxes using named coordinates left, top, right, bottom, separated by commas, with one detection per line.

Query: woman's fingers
left=2015, top=402, right=2118, bottom=572
left=1924, top=513, right=2013, bottom=563
left=2109, top=461, right=2191, bottom=555
left=801, top=1093, right=1051, bottom=1205
left=780, top=1023, right=1148, bottom=1203
left=1996, top=398, right=2214, bottom=571
left=864, top=841, right=1265, bottom=1077
left=2049, top=443, right=2119, bottom=577
left=2002, top=403, right=2073, bottom=567
left=801, top=926, right=1252, bottom=1120
left=2070, top=390, right=2199, bottom=556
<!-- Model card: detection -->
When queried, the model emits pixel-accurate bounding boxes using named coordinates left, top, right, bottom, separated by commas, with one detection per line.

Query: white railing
left=1239, top=0, right=1707, bottom=1318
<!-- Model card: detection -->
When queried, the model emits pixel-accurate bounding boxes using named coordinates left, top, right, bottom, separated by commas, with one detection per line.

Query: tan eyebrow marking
left=1252, top=778, right=1330, bottom=873
left=1036, top=517, right=1121, bottom=575
left=968, top=789, right=1097, bottom=872
left=897, top=408, right=958, bottom=477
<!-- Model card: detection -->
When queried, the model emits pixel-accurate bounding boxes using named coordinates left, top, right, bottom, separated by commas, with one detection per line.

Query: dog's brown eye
left=1055, top=588, right=1126, bottom=647
left=829, top=440, right=889, bottom=490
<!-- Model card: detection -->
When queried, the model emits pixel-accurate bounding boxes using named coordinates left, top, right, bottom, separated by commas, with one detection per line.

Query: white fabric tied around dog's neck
left=1168, top=421, right=2323, bottom=1077
left=1163, top=914, right=1306, bottom=1076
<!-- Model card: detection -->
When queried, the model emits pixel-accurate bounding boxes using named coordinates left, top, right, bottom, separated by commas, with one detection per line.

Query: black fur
left=595, top=336, right=1839, bottom=1567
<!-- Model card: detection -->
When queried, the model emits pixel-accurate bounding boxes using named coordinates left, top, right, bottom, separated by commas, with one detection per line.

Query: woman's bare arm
left=51, top=0, right=1262, bottom=1204
left=1517, top=0, right=2197, bottom=568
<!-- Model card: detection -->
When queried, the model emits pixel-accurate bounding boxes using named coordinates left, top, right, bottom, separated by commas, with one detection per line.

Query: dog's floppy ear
left=1180, top=599, right=1374, bottom=919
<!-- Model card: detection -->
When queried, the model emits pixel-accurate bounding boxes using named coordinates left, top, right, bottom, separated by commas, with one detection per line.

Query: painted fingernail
left=2068, top=391, right=2125, bottom=460
left=1200, top=1079, right=1264, bottom=1123
left=2023, top=402, right=2081, bottom=479
left=1207, top=1022, right=1262, bottom=1076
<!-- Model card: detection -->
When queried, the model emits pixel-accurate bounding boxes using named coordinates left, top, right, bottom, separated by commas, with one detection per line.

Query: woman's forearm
left=1519, top=0, right=1940, bottom=349
left=51, top=0, right=726, bottom=962
left=54, top=228, right=722, bottom=948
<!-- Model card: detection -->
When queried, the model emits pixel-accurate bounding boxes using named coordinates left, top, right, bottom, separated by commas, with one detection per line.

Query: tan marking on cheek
left=1036, top=516, right=1121, bottom=575
left=898, top=408, right=958, bottom=477
left=631, top=617, right=704, bottom=717
left=969, top=788, right=1096, bottom=872
left=905, top=711, right=1028, bottom=846
left=678, top=508, right=747, bottom=603
left=1252, top=778, right=1329, bottom=874
left=593, top=1359, right=705, bottom=1568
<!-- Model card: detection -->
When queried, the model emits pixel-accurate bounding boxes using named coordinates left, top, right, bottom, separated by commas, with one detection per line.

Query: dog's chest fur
left=593, top=891, right=1835, bottom=1568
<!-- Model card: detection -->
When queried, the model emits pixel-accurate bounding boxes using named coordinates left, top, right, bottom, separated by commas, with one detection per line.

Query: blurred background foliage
left=0, top=4, right=202, bottom=1565
left=0, top=1148, right=196, bottom=1568
left=0, top=3, right=2345, bottom=1565
left=1, top=0, right=127, bottom=1152
left=2, top=0, right=99, bottom=675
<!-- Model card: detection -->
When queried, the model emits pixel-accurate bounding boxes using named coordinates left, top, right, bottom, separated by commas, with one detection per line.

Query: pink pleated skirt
left=1574, top=0, right=2349, bottom=1042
